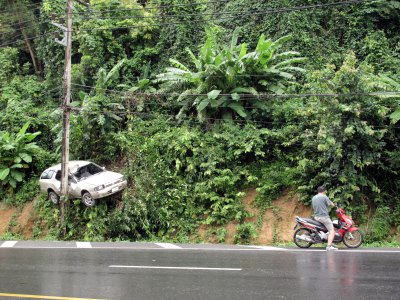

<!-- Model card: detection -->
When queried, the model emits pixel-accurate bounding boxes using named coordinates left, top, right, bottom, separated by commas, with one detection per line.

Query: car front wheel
left=82, top=192, right=96, bottom=207
left=48, top=190, right=60, bottom=205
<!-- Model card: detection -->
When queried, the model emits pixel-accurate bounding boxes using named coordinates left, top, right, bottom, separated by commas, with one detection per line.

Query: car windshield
left=74, top=163, right=104, bottom=181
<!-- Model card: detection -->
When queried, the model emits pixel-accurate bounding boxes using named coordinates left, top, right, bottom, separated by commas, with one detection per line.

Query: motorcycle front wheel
left=342, top=230, right=363, bottom=248
left=293, top=228, right=313, bottom=248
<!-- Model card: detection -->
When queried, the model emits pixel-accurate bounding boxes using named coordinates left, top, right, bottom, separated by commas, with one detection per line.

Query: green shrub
left=207, top=227, right=228, bottom=243
left=0, top=122, right=41, bottom=192
left=366, top=206, right=392, bottom=243
left=32, top=148, right=58, bottom=174
left=33, top=193, right=60, bottom=240
left=108, top=191, right=151, bottom=241
left=255, top=162, right=296, bottom=209
left=3, top=178, right=39, bottom=206
left=234, top=222, right=258, bottom=244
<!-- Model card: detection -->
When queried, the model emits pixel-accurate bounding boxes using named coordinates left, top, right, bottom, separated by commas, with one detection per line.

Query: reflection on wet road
left=0, top=246, right=399, bottom=300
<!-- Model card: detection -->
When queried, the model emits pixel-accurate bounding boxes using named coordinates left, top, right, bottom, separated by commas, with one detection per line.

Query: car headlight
left=94, top=185, right=105, bottom=191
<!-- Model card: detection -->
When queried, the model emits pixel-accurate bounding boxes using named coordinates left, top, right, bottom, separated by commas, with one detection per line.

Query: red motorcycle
left=293, top=206, right=363, bottom=248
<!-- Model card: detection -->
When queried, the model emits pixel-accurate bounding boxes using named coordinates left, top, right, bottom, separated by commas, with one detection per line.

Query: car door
left=54, top=170, right=81, bottom=198
left=68, top=176, right=81, bottom=198
left=52, top=170, right=62, bottom=195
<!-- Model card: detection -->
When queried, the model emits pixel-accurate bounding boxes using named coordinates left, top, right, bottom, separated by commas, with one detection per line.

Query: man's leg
left=327, top=229, right=335, bottom=246
left=323, top=217, right=338, bottom=250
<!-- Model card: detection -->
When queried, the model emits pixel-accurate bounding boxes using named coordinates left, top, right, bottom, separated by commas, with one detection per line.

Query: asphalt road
left=0, top=242, right=399, bottom=300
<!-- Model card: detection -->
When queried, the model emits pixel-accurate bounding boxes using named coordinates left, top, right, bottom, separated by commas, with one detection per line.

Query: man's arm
left=326, top=196, right=335, bottom=207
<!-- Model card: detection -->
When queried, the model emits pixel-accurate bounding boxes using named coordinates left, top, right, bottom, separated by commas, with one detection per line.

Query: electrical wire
left=65, top=106, right=400, bottom=131
left=71, top=0, right=230, bottom=15
left=0, top=0, right=372, bottom=47
left=72, top=0, right=368, bottom=16
left=0, top=31, right=51, bottom=47
left=0, top=1, right=42, bottom=14
left=0, top=21, right=49, bottom=41
left=72, top=0, right=371, bottom=33
left=0, top=6, right=42, bottom=24
left=75, top=0, right=370, bottom=23
left=0, top=17, right=37, bottom=30
left=70, top=83, right=400, bottom=99
left=68, top=86, right=400, bottom=126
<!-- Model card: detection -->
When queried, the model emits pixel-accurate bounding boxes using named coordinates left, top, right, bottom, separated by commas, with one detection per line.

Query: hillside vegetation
left=0, top=0, right=399, bottom=244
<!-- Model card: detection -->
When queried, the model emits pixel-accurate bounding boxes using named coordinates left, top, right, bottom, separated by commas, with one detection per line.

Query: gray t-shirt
left=312, top=194, right=332, bottom=217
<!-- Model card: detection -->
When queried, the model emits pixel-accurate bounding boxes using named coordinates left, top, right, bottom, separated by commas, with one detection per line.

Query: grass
left=267, top=240, right=400, bottom=248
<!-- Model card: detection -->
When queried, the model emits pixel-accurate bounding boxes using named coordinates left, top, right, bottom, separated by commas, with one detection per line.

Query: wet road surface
left=0, top=242, right=399, bottom=300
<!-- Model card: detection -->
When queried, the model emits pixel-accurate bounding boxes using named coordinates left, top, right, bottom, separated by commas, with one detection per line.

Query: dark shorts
left=314, top=216, right=334, bottom=232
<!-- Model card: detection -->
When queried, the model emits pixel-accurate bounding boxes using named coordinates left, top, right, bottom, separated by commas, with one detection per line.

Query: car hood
left=77, top=171, right=123, bottom=187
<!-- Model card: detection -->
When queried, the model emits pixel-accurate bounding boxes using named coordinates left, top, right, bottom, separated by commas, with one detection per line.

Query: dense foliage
left=0, top=123, right=41, bottom=191
left=156, top=30, right=305, bottom=121
left=1, top=0, right=400, bottom=243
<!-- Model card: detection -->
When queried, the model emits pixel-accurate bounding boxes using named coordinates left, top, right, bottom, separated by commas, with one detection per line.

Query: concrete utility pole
left=51, top=0, right=73, bottom=229
left=60, top=0, right=73, bottom=224
left=52, top=1, right=90, bottom=230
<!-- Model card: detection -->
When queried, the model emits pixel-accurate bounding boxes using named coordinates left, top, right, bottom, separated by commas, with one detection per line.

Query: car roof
left=44, top=160, right=93, bottom=173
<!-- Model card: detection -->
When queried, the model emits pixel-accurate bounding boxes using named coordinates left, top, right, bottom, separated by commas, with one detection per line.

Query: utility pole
left=60, top=0, right=73, bottom=229
left=51, top=1, right=90, bottom=232
left=51, top=0, right=73, bottom=232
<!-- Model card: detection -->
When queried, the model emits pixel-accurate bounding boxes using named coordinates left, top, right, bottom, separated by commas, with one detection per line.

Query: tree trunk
left=19, top=22, right=39, bottom=73
left=10, top=0, right=40, bottom=73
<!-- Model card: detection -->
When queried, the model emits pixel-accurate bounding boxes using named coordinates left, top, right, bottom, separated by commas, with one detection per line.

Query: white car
left=39, top=161, right=127, bottom=207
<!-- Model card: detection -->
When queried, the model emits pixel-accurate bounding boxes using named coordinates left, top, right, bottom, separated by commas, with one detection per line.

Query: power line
left=69, top=104, right=400, bottom=127
left=0, top=6, right=43, bottom=24
left=71, top=0, right=230, bottom=15
left=0, top=21, right=48, bottom=40
left=75, top=0, right=370, bottom=23
left=71, top=0, right=371, bottom=33
left=6, top=19, right=48, bottom=32
left=73, top=74, right=303, bottom=81
left=70, top=83, right=400, bottom=99
left=69, top=84, right=400, bottom=124
left=0, top=17, right=38, bottom=30
left=0, top=1, right=42, bottom=14
left=73, top=0, right=368, bottom=16
left=0, top=31, right=51, bottom=47
left=66, top=107, right=400, bottom=131
left=0, top=0, right=371, bottom=47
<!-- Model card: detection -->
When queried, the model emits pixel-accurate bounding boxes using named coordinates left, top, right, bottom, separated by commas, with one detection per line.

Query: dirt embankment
left=198, top=189, right=312, bottom=244
left=0, top=201, right=36, bottom=238
left=1, top=189, right=311, bottom=244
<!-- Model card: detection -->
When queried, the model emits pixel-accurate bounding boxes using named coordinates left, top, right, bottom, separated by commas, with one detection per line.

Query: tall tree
left=0, top=0, right=41, bottom=73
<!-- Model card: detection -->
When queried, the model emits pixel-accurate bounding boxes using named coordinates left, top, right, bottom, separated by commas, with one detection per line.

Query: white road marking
left=109, top=265, right=242, bottom=271
left=247, top=246, right=288, bottom=251
left=0, top=292, right=103, bottom=300
left=76, top=242, right=92, bottom=248
left=155, top=243, right=182, bottom=249
left=1, top=241, right=399, bottom=253
left=0, top=241, right=18, bottom=248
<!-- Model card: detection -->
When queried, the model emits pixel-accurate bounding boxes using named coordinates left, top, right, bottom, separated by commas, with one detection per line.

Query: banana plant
left=155, top=29, right=305, bottom=122
left=0, top=122, right=40, bottom=190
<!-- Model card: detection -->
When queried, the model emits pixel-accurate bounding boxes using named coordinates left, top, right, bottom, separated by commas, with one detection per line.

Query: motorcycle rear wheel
left=293, top=228, right=313, bottom=248
left=343, top=230, right=363, bottom=248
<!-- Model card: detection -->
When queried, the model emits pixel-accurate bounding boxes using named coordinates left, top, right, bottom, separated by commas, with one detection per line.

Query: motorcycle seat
left=301, top=218, right=326, bottom=228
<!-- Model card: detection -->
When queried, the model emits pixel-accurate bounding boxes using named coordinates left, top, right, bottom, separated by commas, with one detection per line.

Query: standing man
left=312, top=186, right=337, bottom=250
